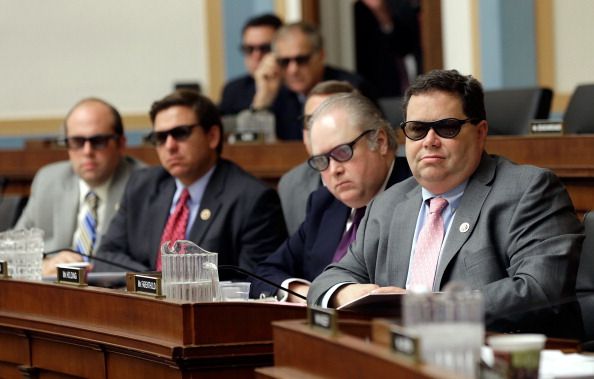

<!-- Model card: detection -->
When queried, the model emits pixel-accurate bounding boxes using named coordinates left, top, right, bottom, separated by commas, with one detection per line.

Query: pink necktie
left=156, top=189, right=190, bottom=271
left=408, top=197, right=448, bottom=290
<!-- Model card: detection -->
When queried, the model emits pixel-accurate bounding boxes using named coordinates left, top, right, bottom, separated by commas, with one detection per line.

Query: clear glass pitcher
left=160, top=240, right=220, bottom=302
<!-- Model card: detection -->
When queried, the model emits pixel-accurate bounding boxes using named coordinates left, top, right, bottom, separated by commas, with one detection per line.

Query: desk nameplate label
left=390, top=325, right=421, bottom=363
left=131, top=274, right=163, bottom=297
left=307, top=306, right=338, bottom=335
left=0, top=260, right=9, bottom=278
left=56, top=266, right=87, bottom=286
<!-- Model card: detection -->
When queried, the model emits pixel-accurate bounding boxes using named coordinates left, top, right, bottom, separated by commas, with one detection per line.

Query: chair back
left=0, top=195, right=27, bottom=232
left=378, top=97, right=404, bottom=128
left=578, top=211, right=594, bottom=292
left=485, top=87, right=553, bottom=135
left=563, top=84, right=594, bottom=134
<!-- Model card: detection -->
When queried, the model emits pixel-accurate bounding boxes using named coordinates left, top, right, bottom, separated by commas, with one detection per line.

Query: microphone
left=43, top=248, right=141, bottom=272
left=218, top=264, right=307, bottom=301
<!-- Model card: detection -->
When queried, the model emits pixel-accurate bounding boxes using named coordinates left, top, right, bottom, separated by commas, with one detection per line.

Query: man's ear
left=208, top=125, right=221, bottom=150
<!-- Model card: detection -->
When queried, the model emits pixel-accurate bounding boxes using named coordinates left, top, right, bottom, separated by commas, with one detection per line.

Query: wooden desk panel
left=2, top=136, right=594, bottom=214
left=0, top=279, right=306, bottom=378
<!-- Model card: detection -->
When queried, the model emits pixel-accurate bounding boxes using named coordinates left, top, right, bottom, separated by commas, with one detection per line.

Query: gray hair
left=272, top=21, right=323, bottom=53
left=308, top=93, right=397, bottom=152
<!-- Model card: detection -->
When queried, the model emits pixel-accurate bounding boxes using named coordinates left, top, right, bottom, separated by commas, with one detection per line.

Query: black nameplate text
left=390, top=325, right=421, bottom=362
left=133, top=274, right=163, bottom=297
left=57, top=266, right=87, bottom=286
left=307, top=306, right=338, bottom=335
left=0, top=260, right=9, bottom=278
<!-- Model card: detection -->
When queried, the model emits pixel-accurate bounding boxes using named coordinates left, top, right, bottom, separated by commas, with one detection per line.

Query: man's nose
left=423, top=128, right=441, bottom=147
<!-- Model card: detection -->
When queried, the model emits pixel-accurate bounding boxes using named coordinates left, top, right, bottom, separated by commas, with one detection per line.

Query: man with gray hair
left=252, top=92, right=411, bottom=301
left=251, top=21, right=377, bottom=140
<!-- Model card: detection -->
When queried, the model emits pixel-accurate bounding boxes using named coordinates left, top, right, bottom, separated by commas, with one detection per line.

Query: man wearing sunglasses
left=252, top=93, right=411, bottom=302
left=243, top=21, right=376, bottom=140
left=16, top=98, right=144, bottom=275
left=93, top=90, right=287, bottom=276
left=309, top=69, right=583, bottom=333
left=219, top=14, right=283, bottom=116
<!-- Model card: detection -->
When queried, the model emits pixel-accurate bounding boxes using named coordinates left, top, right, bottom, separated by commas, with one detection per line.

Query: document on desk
left=337, top=293, right=403, bottom=317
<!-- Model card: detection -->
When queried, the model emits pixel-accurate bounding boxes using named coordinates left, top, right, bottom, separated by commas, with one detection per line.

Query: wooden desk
left=2, top=136, right=594, bottom=215
left=0, top=278, right=306, bottom=378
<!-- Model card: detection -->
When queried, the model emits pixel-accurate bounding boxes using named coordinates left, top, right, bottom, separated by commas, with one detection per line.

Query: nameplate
left=529, top=120, right=563, bottom=135
left=307, top=306, right=338, bottom=335
left=131, top=274, right=163, bottom=297
left=390, top=325, right=421, bottom=363
left=56, top=266, right=87, bottom=286
left=0, top=260, right=10, bottom=278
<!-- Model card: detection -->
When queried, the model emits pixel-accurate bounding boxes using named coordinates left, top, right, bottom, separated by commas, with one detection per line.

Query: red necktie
left=156, top=188, right=190, bottom=271
left=408, top=197, right=448, bottom=290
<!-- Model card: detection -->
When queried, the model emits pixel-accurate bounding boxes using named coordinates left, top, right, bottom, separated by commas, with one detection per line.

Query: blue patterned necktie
left=75, top=191, right=99, bottom=256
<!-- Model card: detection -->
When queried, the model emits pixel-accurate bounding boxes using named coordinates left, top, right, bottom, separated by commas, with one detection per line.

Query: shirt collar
left=78, top=177, right=112, bottom=203
left=172, top=165, right=216, bottom=206
left=421, top=181, right=468, bottom=211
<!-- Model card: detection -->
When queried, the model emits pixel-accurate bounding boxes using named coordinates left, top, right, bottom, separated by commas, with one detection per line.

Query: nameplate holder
left=56, top=265, right=87, bottom=286
left=227, top=131, right=263, bottom=144
left=529, top=120, right=564, bottom=135
left=0, top=260, right=10, bottom=278
left=307, top=306, right=338, bottom=336
left=389, top=324, right=421, bottom=363
left=128, top=274, right=163, bottom=298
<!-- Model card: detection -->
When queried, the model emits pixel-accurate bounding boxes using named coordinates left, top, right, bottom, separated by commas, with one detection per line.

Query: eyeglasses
left=144, top=124, right=199, bottom=146
left=240, top=43, right=272, bottom=55
left=276, top=54, right=313, bottom=68
left=307, top=129, right=375, bottom=172
left=400, top=118, right=480, bottom=141
left=63, top=134, right=118, bottom=150
left=299, top=114, right=313, bottom=129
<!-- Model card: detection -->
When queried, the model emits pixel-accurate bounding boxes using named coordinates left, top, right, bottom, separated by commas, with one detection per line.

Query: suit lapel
left=388, top=185, right=422, bottom=287
left=435, top=154, right=496, bottom=289
left=187, top=162, right=225, bottom=244
left=101, top=159, right=129, bottom=234
left=148, top=175, right=176, bottom=268
left=56, top=172, right=79, bottom=248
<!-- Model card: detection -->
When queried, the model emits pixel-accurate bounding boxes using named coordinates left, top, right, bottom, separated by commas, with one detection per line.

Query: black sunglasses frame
left=307, top=129, right=375, bottom=172
left=276, top=53, right=314, bottom=68
left=400, top=118, right=480, bottom=141
left=239, top=43, right=272, bottom=55
left=63, top=134, right=119, bottom=150
left=144, top=124, right=200, bottom=146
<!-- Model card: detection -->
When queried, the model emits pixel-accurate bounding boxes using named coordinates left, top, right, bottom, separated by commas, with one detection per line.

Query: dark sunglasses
left=307, top=129, right=375, bottom=172
left=400, top=118, right=480, bottom=141
left=63, top=134, right=118, bottom=150
left=240, top=43, right=272, bottom=55
left=144, top=124, right=199, bottom=146
left=276, top=54, right=313, bottom=68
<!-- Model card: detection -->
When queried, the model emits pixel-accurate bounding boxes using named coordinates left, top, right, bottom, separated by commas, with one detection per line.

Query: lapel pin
left=115, top=203, right=120, bottom=211
left=459, top=222, right=470, bottom=233
left=200, top=209, right=211, bottom=221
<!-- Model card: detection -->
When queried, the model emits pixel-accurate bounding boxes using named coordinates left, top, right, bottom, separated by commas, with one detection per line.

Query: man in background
left=219, top=14, right=283, bottom=115
left=16, top=98, right=144, bottom=275
left=278, top=80, right=357, bottom=235
left=94, top=90, right=287, bottom=275
left=253, top=93, right=411, bottom=301
left=250, top=21, right=377, bottom=140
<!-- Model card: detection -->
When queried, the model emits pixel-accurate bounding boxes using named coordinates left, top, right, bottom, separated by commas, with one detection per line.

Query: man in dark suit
left=219, top=14, right=283, bottom=116
left=252, top=93, right=411, bottom=301
left=248, top=21, right=377, bottom=140
left=94, top=90, right=287, bottom=275
left=308, top=70, right=583, bottom=332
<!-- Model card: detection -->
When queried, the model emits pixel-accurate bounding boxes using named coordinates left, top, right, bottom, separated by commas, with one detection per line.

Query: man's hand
left=287, top=282, right=310, bottom=304
left=252, top=53, right=281, bottom=109
left=331, top=283, right=380, bottom=307
left=42, top=250, right=84, bottom=277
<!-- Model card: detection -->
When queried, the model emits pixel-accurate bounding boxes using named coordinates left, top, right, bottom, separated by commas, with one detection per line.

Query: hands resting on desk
left=42, top=250, right=90, bottom=277
left=331, top=284, right=406, bottom=307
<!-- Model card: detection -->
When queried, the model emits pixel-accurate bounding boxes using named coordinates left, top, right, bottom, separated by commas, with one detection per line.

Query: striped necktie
left=156, top=188, right=190, bottom=271
left=75, top=191, right=99, bottom=256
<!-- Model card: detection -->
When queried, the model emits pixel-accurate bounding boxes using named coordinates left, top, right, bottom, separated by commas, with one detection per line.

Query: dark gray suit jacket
left=309, top=154, right=584, bottom=331
left=94, top=159, right=287, bottom=276
left=16, top=156, right=143, bottom=252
